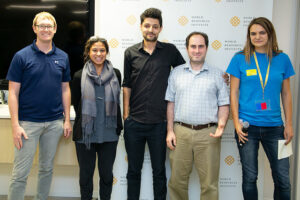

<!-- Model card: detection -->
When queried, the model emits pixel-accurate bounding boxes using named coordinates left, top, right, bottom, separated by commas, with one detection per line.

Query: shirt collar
left=184, top=61, right=209, bottom=72
left=32, top=39, right=56, bottom=55
left=138, top=40, right=163, bottom=52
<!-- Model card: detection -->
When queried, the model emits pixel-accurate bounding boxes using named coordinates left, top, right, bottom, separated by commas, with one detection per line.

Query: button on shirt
left=122, top=41, right=185, bottom=124
left=165, top=63, right=229, bottom=125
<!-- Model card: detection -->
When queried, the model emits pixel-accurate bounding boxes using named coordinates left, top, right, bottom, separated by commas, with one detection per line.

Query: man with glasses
left=6, top=12, right=72, bottom=200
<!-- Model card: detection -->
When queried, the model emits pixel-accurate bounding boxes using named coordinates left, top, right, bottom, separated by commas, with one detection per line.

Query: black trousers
left=75, top=141, right=118, bottom=200
left=124, top=117, right=167, bottom=200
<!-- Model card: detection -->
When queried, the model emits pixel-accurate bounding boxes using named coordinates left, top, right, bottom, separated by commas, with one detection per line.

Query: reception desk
left=0, top=104, right=77, bottom=165
left=0, top=104, right=267, bottom=199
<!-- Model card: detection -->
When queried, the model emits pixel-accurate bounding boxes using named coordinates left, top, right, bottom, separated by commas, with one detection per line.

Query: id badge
left=255, top=99, right=271, bottom=111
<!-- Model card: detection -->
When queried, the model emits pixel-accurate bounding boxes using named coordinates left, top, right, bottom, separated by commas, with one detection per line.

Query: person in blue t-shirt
left=226, top=17, right=295, bottom=200
left=6, top=12, right=72, bottom=200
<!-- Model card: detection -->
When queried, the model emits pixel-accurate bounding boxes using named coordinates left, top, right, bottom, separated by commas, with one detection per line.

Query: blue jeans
left=124, top=117, right=167, bottom=200
left=8, top=119, right=63, bottom=200
left=235, top=125, right=290, bottom=200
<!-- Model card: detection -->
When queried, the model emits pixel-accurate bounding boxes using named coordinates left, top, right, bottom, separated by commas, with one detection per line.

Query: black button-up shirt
left=122, top=41, right=185, bottom=124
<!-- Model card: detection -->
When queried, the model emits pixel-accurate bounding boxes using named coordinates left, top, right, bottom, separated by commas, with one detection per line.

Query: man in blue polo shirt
left=6, top=12, right=72, bottom=200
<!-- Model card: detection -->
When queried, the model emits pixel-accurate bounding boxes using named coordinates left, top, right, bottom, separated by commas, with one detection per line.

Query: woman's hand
left=235, top=122, right=248, bottom=144
left=284, top=124, right=293, bottom=145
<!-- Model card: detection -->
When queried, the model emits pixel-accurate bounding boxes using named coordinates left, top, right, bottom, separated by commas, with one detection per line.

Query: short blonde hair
left=32, top=12, right=57, bottom=27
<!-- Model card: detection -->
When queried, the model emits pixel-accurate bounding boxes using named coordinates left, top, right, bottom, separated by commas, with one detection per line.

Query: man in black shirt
left=122, top=8, right=185, bottom=200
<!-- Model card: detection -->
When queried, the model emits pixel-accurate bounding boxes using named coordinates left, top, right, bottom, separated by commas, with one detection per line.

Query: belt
left=176, top=122, right=217, bottom=130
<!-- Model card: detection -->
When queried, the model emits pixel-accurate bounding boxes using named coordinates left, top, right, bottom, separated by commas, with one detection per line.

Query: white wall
left=1, top=0, right=300, bottom=199
left=272, top=0, right=300, bottom=200
left=295, top=15, right=300, bottom=200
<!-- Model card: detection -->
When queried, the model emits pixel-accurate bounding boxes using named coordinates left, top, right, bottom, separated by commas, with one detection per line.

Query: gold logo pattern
left=178, top=16, right=189, bottom=26
left=125, top=155, right=128, bottom=162
left=161, top=39, right=169, bottom=43
left=225, top=155, right=235, bottom=166
left=215, top=0, right=222, bottom=2
left=212, top=40, right=222, bottom=50
left=230, top=16, right=240, bottom=27
left=109, top=38, right=119, bottom=48
left=113, top=176, right=118, bottom=185
left=127, top=15, right=136, bottom=25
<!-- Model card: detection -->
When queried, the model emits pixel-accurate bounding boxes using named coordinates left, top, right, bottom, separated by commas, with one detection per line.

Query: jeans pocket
left=269, top=125, right=284, bottom=139
left=125, top=116, right=131, bottom=121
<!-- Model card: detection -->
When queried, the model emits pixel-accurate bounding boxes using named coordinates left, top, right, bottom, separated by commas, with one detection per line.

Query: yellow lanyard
left=253, top=52, right=270, bottom=99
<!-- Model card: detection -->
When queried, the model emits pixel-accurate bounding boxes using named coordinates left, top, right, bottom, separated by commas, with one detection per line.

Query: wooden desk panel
left=0, top=119, right=78, bottom=165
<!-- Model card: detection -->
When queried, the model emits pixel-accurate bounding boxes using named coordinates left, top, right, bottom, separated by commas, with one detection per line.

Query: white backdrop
left=94, top=0, right=273, bottom=199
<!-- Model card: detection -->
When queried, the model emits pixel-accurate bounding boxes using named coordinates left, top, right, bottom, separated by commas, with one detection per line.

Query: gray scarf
left=81, top=60, right=120, bottom=148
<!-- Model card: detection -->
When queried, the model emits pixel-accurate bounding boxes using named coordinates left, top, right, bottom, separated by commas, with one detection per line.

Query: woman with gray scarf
left=71, top=36, right=122, bottom=200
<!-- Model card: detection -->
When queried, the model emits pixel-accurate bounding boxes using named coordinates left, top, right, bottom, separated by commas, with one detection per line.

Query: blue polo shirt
left=6, top=40, right=71, bottom=122
left=226, top=52, right=295, bottom=126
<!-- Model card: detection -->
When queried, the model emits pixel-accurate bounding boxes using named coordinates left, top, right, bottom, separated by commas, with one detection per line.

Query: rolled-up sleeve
left=217, top=72, right=230, bottom=106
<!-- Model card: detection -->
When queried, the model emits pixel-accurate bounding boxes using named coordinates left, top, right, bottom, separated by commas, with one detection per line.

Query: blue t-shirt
left=226, top=52, right=295, bottom=126
left=6, top=40, right=71, bottom=122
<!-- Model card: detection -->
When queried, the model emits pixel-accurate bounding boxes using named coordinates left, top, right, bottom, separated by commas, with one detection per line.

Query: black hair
left=140, top=8, right=162, bottom=27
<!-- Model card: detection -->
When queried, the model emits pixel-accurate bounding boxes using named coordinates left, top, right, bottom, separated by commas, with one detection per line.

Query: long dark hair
left=83, top=36, right=109, bottom=63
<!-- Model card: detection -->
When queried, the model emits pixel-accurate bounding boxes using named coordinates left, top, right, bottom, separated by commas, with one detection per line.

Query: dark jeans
left=75, top=141, right=118, bottom=200
left=235, top=125, right=290, bottom=200
left=124, top=117, right=167, bottom=200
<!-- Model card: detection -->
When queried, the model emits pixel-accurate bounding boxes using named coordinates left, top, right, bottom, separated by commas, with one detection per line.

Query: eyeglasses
left=35, top=24, right=55, bottom=31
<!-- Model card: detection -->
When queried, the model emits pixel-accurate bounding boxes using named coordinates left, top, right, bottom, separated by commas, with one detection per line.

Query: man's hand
left=210, top=126, right=225, bottom=138
left=123, top=113, right=129, bottom=121
left=12, top=125, right=28, bottom=150
left=223, top=73, right=230, bottom=86
left=63, top=120, right=72, bottom=138
left=166, top=131, right=176, bottom=150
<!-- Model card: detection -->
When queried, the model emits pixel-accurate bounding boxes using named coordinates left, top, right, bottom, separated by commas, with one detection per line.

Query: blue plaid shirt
left=165, top=62, right=229, bottom=125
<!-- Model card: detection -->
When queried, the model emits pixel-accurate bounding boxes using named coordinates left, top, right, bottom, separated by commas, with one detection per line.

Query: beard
left=143, top=33, right=158, bottom=42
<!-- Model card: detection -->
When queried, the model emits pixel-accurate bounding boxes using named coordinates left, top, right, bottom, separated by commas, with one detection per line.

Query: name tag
left=246, top=69, right=257, bottom=76
left=255, top=99, right=271, bottom=111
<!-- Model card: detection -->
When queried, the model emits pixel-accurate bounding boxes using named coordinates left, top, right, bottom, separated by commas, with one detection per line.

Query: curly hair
left=140, top=8, right=162, bottom=27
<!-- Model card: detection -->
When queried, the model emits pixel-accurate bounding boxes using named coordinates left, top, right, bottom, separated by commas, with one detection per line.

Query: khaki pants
left=168, top=123, right=221, bottom=200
